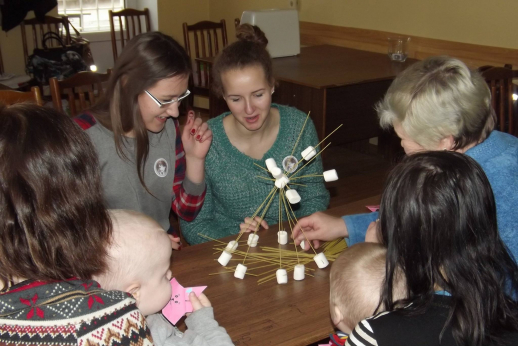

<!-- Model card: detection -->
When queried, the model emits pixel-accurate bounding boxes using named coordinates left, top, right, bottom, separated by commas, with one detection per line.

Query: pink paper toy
left=366, top=205, right=380, bottom=212
left=162, top=278, right=207, bottom=325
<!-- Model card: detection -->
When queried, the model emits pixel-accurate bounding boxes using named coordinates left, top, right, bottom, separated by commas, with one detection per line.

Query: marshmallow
left=265, top=158, right=278, bottom=172
left=270, top=167, right=283, bottom=179
left=323, top=169, right=339, bottom=182
left=225, top=240, right=238, bottom=252
left=234, top=263, right=247, bottom=279
left=301, top=146, right=316, bottom=160
left=275, top=175, right=290, bottom=189
left=313, top=252, right=330, bottom=268
left=293, top=264, right=305, bottom=280
left=300, top=240, right=306, bottom=250
left=218, top=251, right=232, bottom=266
left=286, top=189, right=301, bottom=204
left=277, top=230, right=288, bottom=245
left=247, top=233, right=259, bottom=247
left=276, top=269, right=288, bottom=284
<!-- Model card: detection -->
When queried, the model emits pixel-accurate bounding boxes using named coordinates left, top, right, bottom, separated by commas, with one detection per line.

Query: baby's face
left=136, top=231, right=173, bottom=316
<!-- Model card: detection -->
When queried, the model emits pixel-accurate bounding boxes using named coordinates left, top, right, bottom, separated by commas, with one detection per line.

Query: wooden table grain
left=171, top=195, right=380, bottom=346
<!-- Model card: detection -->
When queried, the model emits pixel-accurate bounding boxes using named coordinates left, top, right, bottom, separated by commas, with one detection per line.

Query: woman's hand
left=240, top=216, right=269, bottom=233
left=182, top=110, right=213, bottom=161
left=168, top=234, right=182, bottom=250
left=292, top=212, right=348, bottom=250
left=365, top=220, right=381, bottom=243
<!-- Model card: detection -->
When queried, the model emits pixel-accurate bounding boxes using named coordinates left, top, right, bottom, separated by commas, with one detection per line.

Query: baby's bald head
left=94, top=210, right=171, bottom=291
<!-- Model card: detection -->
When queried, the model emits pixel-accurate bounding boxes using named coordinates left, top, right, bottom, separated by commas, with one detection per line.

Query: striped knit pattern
left=180, top=104, right=330, bottom=245
left=0, top=279, right=153, bottom=346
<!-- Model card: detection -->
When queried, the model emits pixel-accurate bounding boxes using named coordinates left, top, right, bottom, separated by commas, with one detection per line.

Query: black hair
left=379, top=151, right=518, bottom=346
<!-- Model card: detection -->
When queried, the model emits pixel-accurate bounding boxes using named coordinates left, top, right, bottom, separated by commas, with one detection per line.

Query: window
left=57, top=0, right=124, bottom=32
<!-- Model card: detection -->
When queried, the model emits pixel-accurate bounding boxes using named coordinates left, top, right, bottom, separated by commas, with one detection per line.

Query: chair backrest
left=109, top=8, right=151, bottom=62
left=480, top=65, right=515, bottom=135
left=50, top=71, right=111, bottom=116
left=0, top=87, right=44, bottom=106
left=20, top=15, right=71, bottom=66
left=182, top=20, right=228, bottom=88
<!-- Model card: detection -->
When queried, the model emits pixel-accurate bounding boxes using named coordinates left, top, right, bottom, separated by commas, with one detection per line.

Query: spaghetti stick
left=290, top=111, right=311, bottom=157
left=313, top=124, right=343, bottom=150
left=253, top=162, right=269, bottom=172
left=242, top=188, right=278, bottom=263
left=235, top=186, right=277, bottom=242
left=256, top=176, right=275, bottom=181
left=290, top=142, right=331, bottom=179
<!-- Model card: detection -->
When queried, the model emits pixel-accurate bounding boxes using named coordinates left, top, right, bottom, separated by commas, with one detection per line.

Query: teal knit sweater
left=181, top=104, right=330, bottom=245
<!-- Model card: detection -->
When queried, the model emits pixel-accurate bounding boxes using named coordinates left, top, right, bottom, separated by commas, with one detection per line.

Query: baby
left=329, top=243, right=406, bottom=335
left=94, top=210, right=234, bottom=346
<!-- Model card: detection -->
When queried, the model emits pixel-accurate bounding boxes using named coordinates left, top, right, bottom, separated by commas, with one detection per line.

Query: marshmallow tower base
left=275, top=175, right=289, bottom=189
left=286, top=189, right=301, bottom=204
left=277, top=230, right=288, bottom=245
left=293, top=264, right=305, bottom=280
left=247, top=233, right=259, bottom=247
left=225, top=240, right=238, bottom=252
left=218, top=251, right=232, bottom=266
left=234, top=264, right=247, bottom=279
left=313, top=252, right=330, bottom=268
left=265, top=158, right=277, bottom=172
left=301, top=146, right=316, bottom=160
left=276, top=269, right=288, bottom=284
left=323, top=169, right=339, bottom=182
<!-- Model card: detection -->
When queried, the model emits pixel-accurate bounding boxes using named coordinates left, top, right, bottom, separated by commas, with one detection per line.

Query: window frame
left=57, top=0, right=125, bottom=33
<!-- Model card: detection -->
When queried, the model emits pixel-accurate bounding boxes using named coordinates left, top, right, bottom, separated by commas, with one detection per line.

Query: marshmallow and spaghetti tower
left=217, top=112, right=341, bottom=284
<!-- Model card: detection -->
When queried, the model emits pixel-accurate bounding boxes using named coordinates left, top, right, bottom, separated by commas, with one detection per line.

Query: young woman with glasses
left=75, top=32, right=212, bottom=249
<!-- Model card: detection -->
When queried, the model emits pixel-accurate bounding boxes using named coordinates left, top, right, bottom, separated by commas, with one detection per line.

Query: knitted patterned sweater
left=181, top=104, right=330, bottom=245
left=0, top=278, right=153, bottom=346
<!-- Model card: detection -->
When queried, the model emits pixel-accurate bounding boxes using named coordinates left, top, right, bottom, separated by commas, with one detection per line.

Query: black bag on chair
left=26, top=32, right=87, bottom=84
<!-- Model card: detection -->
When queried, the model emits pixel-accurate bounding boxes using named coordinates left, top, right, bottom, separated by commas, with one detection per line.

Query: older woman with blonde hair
left=293, top=56, right=518, bottom=260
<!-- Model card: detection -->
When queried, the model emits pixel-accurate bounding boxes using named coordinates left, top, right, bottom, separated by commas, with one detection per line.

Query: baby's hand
left=188, top=292, right=211, bottom=311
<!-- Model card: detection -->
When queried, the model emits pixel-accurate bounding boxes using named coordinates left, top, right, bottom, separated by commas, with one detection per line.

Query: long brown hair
left=0, top=104, right=112, bottom=287
left=212, top=24, right=273, bottom=97
left=91, top=32, right=191, bottom=190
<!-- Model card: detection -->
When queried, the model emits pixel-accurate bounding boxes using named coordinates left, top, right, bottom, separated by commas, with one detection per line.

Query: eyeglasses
left=145, top=89, right=191, bottom=108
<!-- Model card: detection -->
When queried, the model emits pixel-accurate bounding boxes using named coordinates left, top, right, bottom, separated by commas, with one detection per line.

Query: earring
left=271, top=89, right=275, bottom=95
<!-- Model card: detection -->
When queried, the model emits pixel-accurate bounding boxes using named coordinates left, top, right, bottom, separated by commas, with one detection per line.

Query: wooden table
left=199, top=45, right=417, bottom=146
left=171, top=195, right=380, bottom=346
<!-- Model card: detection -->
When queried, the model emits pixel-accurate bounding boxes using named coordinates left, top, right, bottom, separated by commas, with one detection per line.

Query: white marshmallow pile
left=276, top=269, right=288, bottom=284
left=234, top=263, right=247, bottom=279
left=293, top=264, right=305, bottom=280
left=218, top=251, right=232, bottom=266
left=247, top=233, right=259, bottom=247
left=277, top=230, right=288, bottom=245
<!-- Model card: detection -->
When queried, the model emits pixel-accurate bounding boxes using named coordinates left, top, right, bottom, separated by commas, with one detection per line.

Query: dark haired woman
left=0, top=104, right=153, bottom=345
left=180, top=24, right=329, bottom=245
left=75, top=32, right=212, bottom=249
left=347, top=151, right=518, bottom=346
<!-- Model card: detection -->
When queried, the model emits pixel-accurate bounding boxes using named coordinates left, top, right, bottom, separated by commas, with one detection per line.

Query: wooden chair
left=109, top=8, right=151, bottom=61
left=480, top=65, right=515, bottom=135
left=0, top=87, right=44, bottom=106
left=182, top=20, right=228, bottom=105
left=50, top=71, right=111, bottom=116
left=21, top=15, right=71, bottom=66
